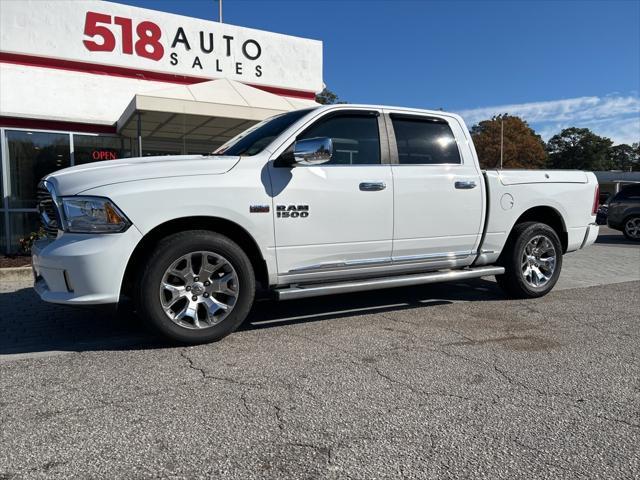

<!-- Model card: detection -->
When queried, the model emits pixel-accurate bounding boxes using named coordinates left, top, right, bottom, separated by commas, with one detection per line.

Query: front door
left=385, top=111, right=484, bottom=266
left=268, top=109, right=393, bottom=280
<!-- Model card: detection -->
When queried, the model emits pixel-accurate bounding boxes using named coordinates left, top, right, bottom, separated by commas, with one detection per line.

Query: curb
left=0, top=266, right=32, bottom=282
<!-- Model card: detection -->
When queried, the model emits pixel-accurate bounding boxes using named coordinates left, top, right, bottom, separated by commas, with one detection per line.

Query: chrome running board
left=275, top=266, right=505, bottom=301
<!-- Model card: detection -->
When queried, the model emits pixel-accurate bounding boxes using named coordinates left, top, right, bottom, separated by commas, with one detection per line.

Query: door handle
left=359, top=182, right=386, bottom=191
left=455, top=181, right=477, bottom=189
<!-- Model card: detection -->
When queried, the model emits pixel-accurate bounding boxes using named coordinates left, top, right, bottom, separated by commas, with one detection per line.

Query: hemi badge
left=250, top=205, right=270, bottom=213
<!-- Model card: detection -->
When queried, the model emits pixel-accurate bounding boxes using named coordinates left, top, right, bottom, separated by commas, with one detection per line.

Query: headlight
left=61, top=197, right=131, bottom=233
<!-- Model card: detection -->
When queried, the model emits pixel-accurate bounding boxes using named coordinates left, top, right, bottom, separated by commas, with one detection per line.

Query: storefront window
left=73, top=135, right=134, bottom=165
left=9, top=211, right=39, bottom=253
left=6, top=131, right=71, bottom=209
left=0, top=126, right=217, bottom=253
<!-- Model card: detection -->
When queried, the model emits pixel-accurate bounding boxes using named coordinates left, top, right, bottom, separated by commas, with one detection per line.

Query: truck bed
left=475, top=169, right=598, bottom=266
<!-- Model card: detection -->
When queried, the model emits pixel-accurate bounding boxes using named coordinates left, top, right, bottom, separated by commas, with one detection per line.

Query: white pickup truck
left=33, top=104, right=600, bottom=343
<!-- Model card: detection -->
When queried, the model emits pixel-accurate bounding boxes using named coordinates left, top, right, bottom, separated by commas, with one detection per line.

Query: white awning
left=117, top=78, right=318, bottom=148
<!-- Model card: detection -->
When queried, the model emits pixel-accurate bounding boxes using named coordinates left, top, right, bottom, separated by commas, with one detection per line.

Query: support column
left=137, top=111, right=143, bottom=157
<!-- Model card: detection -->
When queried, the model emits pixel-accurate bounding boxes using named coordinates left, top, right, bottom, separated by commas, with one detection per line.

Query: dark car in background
left=607, top=184, right=640, bottom=241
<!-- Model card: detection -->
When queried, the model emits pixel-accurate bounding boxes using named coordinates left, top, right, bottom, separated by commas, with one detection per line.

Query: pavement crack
left=272, top=405, right=285, bottom=431
left=493, top=358, right=583, bottom=405
left=493, top=360, right=548, bottom=397
left=374, top=366, right=469, bottom=401
left=180, top=349, right=259, bottom=386
left=240, top=391, right=255, bottom=418
left=596, top=414, right=639, bottom=430
left=436, top=324, right=478, bottom=344
left=180, top=349, right=206, bottom=379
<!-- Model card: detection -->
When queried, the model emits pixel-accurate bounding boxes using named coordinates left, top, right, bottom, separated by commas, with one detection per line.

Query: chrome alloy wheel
left=521, top=235, right=557, bottom=288
left=624, top=217, right=640, bottom=239
left=159, top=251, right=239, bottom=329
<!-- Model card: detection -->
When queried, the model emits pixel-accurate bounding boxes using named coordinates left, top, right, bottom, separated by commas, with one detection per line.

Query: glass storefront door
left=6, top=131, right=71, bottom=209
left=2, top=130, right=71, bottom=253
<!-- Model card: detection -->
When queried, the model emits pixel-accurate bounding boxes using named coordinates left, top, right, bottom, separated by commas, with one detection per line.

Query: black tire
left=136, top=230, right=255, bottom=344
left=495, top=221, right=563, bottom=299
left=622, top=216, right=640, bottom=241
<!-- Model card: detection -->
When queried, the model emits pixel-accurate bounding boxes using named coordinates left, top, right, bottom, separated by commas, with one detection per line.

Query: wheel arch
left=508, top=205, right=568, bottom=253
left=120, top=216, right=269, bottom=302
left=622, top=209, right=640, bottom=223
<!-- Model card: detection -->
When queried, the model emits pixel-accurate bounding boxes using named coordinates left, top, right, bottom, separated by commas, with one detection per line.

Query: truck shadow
left=595, top=233, right=639, bottom=246
left=0, top=278, right=504, bottom=358
left=242, top=279, right=503, bottom=331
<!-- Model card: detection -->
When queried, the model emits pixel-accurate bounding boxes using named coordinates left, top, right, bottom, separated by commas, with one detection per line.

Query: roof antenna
left=218, top=0, right=223, bottom=23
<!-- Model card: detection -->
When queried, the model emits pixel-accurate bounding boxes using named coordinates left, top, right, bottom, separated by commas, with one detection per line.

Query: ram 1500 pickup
left=33, top=104, right=600, bottom=343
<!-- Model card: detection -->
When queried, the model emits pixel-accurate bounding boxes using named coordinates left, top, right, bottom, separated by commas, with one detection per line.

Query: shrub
left=18, top=227, right=47, bottom=254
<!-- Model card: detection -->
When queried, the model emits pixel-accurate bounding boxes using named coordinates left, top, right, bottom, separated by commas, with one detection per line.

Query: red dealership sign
left=0, top=0, right=322, bottom=93
left=82, top=11, right=264, bottom=77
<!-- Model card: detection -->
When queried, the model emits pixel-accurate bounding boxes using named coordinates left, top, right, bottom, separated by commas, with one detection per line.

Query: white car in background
left=33, top=104, right=600, bottom=343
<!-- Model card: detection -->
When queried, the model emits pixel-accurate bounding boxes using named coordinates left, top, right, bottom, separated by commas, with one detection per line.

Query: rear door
left=385, top=111, right=484, bottom=266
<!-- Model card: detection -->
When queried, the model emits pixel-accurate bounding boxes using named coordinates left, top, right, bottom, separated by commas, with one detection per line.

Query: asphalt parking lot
left=1, top=228, right=639, bottom=479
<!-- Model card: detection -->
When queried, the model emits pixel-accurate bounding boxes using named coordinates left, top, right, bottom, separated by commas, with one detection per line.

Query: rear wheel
left=137, top=230, right=255, bottom=344
left=622, top=216, right=640, bottom=241
left=496, top=222, right=562, bottom=299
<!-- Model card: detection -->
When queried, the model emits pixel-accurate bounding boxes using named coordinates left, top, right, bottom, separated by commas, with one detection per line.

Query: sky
left=118, top=0, right=640, bottom=144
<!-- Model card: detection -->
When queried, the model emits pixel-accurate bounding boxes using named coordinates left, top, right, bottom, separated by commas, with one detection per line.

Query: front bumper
left=32, top=227, right=142, bottom=305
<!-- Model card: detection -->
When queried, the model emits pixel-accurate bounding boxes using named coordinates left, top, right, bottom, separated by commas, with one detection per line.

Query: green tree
left=547, top=128, right=613, bottom=170
left=315, top=87, right=344, bottom=105
left=470, top=114, right=547, bottom=169
left=608, top=143, right=639, bottom=171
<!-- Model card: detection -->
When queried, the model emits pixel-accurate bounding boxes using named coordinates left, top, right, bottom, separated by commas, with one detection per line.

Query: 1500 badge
left=276, top=205, right=309, bottom=218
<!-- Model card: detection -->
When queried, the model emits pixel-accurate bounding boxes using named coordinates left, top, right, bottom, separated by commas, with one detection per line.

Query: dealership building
left=0, top=0, right=322, bottom=252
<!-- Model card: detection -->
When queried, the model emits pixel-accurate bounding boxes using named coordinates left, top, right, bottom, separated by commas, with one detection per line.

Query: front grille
left=37, top=181, right=60, bottom=239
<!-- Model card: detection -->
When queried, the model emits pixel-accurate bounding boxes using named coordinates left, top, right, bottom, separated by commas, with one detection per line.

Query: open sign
left=92, top=150, right=118, bottom=160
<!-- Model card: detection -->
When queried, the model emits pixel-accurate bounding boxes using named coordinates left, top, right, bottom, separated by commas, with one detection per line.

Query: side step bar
left=275, top=266, right=505, bottom=301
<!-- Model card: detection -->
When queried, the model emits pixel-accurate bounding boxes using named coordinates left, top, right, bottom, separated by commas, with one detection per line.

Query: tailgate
left=498, top=170, right=589, bottom=186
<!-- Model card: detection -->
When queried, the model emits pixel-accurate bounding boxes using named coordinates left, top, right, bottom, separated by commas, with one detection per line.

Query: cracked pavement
left=0, top=228, right=639, bottom=479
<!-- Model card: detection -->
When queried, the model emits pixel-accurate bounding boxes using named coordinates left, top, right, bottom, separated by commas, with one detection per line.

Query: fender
left=82, top=165, right=278, bottom=284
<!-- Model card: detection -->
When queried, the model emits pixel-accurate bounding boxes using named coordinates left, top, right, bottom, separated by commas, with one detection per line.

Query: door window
left=298, top=113, right=381, bottom=165
left=391, top=116, right=461, bottom=165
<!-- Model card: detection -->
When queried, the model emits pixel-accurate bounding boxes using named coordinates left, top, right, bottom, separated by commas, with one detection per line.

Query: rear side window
left=298, top=113, right=381, bottom=165
left=615, top=185, right=640, bottom=200
left=391, top=116, right=461, bottom=165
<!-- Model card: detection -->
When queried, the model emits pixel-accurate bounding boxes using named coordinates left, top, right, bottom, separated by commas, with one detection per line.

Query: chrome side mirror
left=293, top=137, right=333, bottom=166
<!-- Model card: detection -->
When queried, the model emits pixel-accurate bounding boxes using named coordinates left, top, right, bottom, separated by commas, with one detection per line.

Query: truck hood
left=45, top=154, right=241, bottom=196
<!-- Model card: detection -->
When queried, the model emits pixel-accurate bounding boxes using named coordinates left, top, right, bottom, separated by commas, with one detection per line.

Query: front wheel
left=496, top=222, right=562, bottom=299
left=623, top=216, right=640, bottom=241
left=137, top=230, right=255, bottom=344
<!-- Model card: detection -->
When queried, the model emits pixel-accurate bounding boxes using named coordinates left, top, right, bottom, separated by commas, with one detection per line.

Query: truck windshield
left=213, top=108, right=316, bottom=157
